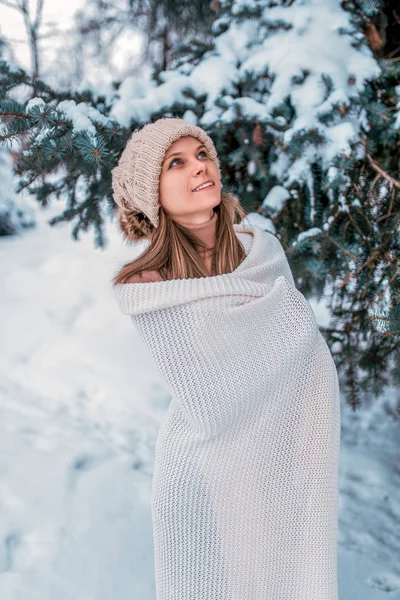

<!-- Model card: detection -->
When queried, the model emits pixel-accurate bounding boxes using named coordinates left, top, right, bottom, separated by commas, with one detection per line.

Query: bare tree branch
left=1, top=0, right=45, bottom=79
left=0, top=0, right=24, bottom=10
left=367, top=153, right=400, bottom=189
left=34, top=0, right=44, bottom=29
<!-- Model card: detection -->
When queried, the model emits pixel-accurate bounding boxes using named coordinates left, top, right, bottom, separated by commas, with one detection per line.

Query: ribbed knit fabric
left=114, top=222, right=341, bottom=599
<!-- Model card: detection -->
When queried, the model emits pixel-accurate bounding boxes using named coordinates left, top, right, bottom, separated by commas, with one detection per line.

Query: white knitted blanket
left=114, top=223, right=341, bottom=600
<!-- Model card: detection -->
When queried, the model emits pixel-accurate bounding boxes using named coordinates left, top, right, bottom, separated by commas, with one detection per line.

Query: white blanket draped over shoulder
left=114, top=222, right=341, bottom=600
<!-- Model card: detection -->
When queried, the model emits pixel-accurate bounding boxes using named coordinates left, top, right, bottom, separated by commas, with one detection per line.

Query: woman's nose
left=193, top=161, right=206, bottom=175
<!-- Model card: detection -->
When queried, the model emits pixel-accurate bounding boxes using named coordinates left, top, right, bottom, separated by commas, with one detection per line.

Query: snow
left=222, top=96, right=272, bottom=121
left=0, top=205, right=167, bottom=598
left=214, top=18, right=258, bottom=63
left=1, top=209, right=400, bottom=597
left=0, top=151, right=36, bottom=233
left=296, top=226, right=323, bottom=243
left=247, top=160, right=256, bottom=176
left=57, top=100, right=112, bottom=134
left=246, top=211, right=276, bottom=233
left=26, top=98, right=46, bottom=112
left=0, top=151, right=17, bottom=204
left=261, top=185, right=291, bottom=212
left=182, top=110, right=198, bottom=125
left=110, top=76, right=157, bottom=126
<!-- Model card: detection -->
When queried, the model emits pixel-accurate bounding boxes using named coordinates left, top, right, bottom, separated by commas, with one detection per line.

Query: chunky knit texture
left=114, top=222, right=341, bottom=599
left=111, top=117, right=221, bottom=233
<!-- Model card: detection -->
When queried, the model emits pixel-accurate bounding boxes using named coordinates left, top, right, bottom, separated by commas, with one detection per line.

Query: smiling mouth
left=192, top=182, right=215, bottom=192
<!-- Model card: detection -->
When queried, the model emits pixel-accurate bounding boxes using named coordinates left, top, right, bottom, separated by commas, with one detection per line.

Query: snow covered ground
left=1, top=202, right=399, bottom=599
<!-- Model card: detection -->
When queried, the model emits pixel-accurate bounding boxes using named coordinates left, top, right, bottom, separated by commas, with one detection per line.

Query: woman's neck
left=184, top=210, right=217, bottom=249
left=183, top=210, right=218, bottom=272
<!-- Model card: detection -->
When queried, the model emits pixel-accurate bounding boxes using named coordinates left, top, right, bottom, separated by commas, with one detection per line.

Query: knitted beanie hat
left=111, top=117, right=221, bottom=241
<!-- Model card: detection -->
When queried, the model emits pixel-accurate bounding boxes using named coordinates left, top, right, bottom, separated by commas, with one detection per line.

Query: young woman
left=111, top=117, right=341, bottom=600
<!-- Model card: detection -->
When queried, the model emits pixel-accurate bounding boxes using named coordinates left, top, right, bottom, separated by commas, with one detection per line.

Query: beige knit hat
left=111, top=117, right=221, bottom=241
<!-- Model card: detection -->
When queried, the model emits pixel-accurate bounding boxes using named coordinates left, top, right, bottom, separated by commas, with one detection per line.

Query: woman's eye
left=168, top=150, right=208, bottom=169
left=169, top=157, right=182, bottom=168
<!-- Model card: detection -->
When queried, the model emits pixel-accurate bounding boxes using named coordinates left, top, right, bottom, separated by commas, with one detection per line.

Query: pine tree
left=0, top=0, right=399, bottom=408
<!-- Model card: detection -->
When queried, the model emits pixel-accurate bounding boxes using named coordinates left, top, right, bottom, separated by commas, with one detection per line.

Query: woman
left=111, top=117, right=341, bottom=600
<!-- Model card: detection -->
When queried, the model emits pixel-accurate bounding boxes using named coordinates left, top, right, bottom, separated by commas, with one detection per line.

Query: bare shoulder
left=124, top=269, right=163, bottom=284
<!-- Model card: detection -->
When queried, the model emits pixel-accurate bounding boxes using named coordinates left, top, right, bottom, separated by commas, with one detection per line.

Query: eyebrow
left=163, top=144, right=206, bottom=165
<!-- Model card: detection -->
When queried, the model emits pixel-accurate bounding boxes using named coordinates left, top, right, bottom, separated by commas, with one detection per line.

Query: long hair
left=112, top=191, right=249, bottom=285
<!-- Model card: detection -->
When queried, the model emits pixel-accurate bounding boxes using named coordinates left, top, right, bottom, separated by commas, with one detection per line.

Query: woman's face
left=159, top=136, right=221, bottom=226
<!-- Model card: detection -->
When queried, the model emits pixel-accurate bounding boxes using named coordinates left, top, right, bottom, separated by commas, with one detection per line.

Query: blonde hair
left=112, top=191, right=248, bottom=285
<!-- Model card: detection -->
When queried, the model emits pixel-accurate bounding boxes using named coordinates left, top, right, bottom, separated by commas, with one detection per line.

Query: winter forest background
left=0, top=0, right=399, bottom=598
